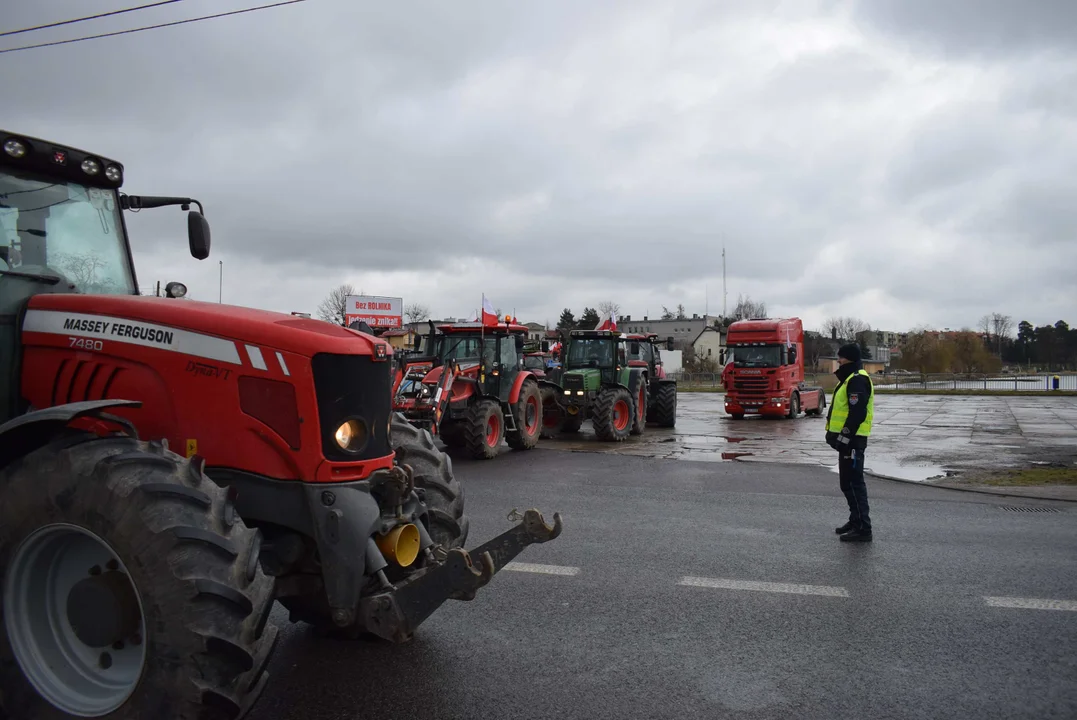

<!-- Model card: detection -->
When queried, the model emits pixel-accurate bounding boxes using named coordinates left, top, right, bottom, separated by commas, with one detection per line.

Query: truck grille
left=734, top=378, right=769, bottom=395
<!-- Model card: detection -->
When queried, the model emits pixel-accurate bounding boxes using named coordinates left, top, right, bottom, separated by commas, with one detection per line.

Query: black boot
left=835, top=521, right=855, bottom=534
left=840, top=528, right=872, bottom=542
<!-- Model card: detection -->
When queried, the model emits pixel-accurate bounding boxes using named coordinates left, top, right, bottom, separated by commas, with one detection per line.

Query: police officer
left=826, top=343, right=874, bottom=542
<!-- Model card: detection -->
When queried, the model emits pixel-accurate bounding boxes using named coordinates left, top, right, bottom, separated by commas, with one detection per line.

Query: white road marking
left=276, top=351, right=290, bottom=376
left=678, top=576, right=850, bottom=598
left=245, top=344, right=267, bottom=370
left=504, top=562, right=580, bottom=576
left=984, top=596, right=1077, bottom=612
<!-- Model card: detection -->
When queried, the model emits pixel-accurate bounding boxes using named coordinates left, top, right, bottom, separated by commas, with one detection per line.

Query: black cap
left=837, top=343, right=861, bottom=363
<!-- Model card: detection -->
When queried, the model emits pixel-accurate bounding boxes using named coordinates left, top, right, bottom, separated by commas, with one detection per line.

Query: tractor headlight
left=81, top=158, right=101, bottom=175
left=334, top=418, right=369, bottom=453
left=3, top=139, right=27, bottom=158
left=105, top=164, right=122, bottom=182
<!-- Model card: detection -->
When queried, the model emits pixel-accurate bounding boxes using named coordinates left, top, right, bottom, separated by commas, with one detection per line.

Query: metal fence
left=671, top=371, right=1077, bottom=392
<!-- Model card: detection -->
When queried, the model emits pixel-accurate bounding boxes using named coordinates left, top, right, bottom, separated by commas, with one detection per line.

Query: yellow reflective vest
left=827, top=368, right=874, bottom=436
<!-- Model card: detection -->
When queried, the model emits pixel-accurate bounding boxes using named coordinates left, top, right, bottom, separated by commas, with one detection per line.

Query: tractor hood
left=24, top=294, right=385, bottom=358
left=422, top=361, right=480, bottom=384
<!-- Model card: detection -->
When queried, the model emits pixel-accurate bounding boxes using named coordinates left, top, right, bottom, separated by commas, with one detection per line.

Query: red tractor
left=392, top=321, right=547, bottom=459
left=0, top=130, right=561, bottom=719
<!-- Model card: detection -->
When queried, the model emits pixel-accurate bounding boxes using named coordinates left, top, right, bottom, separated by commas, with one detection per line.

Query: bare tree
left=732, top=294, right=767, bottom=320
left=404, top=302, right=431, bottom=324
left=822, top=316, right=871, bottom=343
left=676, top=303, right=687, bottom=320
left=317, top=283, right=357, bottom=326
left=991, top=312, right=1013, bottom=357
left=598, top=301, right=621, bottom=319
left=661, top=305, right=675, bottom=320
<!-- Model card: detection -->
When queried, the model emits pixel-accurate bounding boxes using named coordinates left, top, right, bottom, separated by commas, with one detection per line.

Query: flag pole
left=480, top=293, right=485, bottom=384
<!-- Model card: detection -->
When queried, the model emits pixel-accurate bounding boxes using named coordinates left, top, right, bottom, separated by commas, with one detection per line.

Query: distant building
left=523, top=322, right=547, bottom=343
left=617, top=313, right=724, bottom=347
left=691, top=326, right=726, bottom=365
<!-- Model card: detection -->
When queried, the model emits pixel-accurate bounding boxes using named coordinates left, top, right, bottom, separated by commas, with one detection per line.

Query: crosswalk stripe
left=504, top=562, right=580, bottom=576
left=984, top=596, right=1077, bottom=611
left=678, top=576, right=849, bottom=597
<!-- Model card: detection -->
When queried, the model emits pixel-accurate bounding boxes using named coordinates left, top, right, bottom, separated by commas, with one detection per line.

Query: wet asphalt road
left=545, top=393, right=1077, bottom=480
left=252, top=449, right=1077, bottom=720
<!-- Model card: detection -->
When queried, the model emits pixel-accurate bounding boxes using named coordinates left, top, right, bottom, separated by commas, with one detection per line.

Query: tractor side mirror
left=789, top=346, right=798, bottom=364
left=630, top=341, right=640, bottom=355
left=188, top=211, right=211, bottom=260
left=666, top=337, right=675, bottom=351
left=413, top=334, right=422, bottom=350
left=541, top=341, right=550, bottom=352
left=515, top=334, right=525, bottom=352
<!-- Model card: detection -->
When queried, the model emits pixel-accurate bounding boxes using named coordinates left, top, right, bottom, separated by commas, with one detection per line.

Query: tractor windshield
left=565, top=338, right=615, bottom=368
left=437, top=334, right=497, bottom=367
left=733, top=345, right=782, bottom=368
left=0, top=167, right=136, bottom=294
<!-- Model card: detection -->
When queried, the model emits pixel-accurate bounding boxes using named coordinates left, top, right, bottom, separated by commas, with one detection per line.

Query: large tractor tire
left=462, top=399, right=504, bottom=460
left=506, top=379, right=542, bottom=451
left=539, top=386, right=565, bottom=439
left=0, top=431, right=277, bottom=720
left=652, top=382, right=678, bottom=428
left=630, top=377, right=647, bottom=437
left=391, top=414, right=469, bottom=549
left=592, top=387, right=633, bottom=442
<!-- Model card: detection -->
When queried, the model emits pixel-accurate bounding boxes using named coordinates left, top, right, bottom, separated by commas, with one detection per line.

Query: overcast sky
left=5, top=0, right=1075, bottom=333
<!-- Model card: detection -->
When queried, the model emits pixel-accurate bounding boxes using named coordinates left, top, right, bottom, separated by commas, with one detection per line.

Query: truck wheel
left=463, top=400, right=504, bottom=459
left=506, top=380, right=541, bottom=451
left=391, top=414, right=468, bottom=549
left=807, top=392, right=826, bottom=416
left=0, top=432, right=277, bottom=720
left=787, top=392, right=800, bottom=419
left=652, top=383, right=677, bottom=428
left=630, top=378, right=647, bottom=436
left=592, top=387, right=633, bottom=442
left=539, top=386, right=565, bottom=439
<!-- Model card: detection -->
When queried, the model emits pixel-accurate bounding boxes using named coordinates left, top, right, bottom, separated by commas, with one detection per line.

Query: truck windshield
left=0, top=167, right=136, bottom=294
left=566, top=338, right=614, bottom=368
left=733, top=345, right=782, bottom=367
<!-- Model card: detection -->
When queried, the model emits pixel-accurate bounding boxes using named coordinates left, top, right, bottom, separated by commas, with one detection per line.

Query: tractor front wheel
left=506, top=380, right=542, bottom=451
left=0, top=432, right=277, bottom=720
left=592, top=387, right=633, bottom=442
left=463, top=400, right=504, bottom=459
left=391, top=414, right=469, bottom=549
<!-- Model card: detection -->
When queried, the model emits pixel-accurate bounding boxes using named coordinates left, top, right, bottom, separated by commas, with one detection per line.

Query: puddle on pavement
left=827, top=459, right=948, bottom=482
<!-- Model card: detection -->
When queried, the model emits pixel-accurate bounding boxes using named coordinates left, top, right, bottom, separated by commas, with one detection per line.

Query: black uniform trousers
left=838, top=445, right=871, bottom=532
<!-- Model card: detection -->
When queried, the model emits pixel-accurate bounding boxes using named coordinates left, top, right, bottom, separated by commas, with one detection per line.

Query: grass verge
left=949, top=467, right=1077, bottom=487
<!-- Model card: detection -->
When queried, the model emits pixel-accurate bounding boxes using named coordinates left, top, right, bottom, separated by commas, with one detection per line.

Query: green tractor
left=541, top=329, right=659, bottom=442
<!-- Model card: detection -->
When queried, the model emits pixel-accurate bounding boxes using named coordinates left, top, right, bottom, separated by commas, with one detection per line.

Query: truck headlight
left=334, top=418, right=369, bottom=453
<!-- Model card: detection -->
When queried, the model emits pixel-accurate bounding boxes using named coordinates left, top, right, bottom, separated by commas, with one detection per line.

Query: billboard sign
left=344, top=295, right=403, bottom=329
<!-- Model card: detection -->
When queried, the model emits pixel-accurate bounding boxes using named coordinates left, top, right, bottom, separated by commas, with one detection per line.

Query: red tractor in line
left=392, top=320, right=551, bottom=459
left=0, top=129, right=561, bottom=719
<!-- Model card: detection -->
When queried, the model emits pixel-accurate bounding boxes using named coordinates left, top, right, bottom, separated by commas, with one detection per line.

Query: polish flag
left=595, top=312, right=617, bottom=332
left=481, top=295, right=499, bottom=326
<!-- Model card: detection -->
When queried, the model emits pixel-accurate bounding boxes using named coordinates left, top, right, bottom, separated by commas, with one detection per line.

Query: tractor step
left=501, top=402, right=518, bottom=433
left=358, top=509, right=562, bottom=642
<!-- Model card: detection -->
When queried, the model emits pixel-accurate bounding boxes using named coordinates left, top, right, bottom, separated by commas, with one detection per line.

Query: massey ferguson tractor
left=0, top=129, right=562, bottom=719
left=391, top=320, right=548, bottom=459
left=541, top=328, right=660, bottom=441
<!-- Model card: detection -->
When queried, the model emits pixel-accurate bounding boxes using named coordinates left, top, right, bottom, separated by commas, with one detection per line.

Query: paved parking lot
left=541, top=393, right=1077, bottom=481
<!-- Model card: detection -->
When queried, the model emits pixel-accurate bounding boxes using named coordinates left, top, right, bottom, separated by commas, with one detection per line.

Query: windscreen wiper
left=0, top=269, right=62, bottom=284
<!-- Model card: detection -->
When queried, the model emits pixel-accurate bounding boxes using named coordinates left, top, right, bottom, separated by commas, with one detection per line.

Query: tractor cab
left=561, top=329, right=628, bottom=388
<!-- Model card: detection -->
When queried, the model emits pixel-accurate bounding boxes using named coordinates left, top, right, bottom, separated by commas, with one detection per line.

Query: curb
left=865, top=470, right=1077, bottom=505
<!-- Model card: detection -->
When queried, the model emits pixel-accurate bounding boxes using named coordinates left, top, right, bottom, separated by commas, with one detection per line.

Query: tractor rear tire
left=391, top=413, right=469, bottom=549
left=506, top=380, right=542, bottom=451
left=539, top=386, right=565, bottom=439
left=592, top=387, right=633, bottom=442
left=0, top=431, right=277, bottom=720
left=630, top=378, right=647, bottom=436
left=652, top=382, right=678, bottom=427
left=463, top=400, right=504, bottom=460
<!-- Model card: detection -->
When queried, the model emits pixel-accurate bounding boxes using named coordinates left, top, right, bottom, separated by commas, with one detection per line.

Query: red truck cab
left=722, top=317, right=826, bottom=419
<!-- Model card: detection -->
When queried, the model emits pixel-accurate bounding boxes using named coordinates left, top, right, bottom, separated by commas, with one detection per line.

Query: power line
left=0, top=0, right=309, bottom=55
left=0, top=1, right=189, bottom=38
